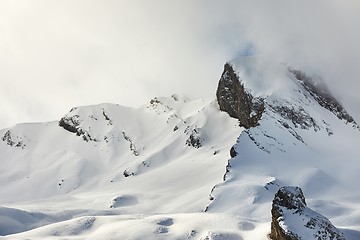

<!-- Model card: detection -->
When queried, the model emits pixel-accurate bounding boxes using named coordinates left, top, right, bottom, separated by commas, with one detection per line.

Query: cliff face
left=270, top=187, right=306, bottom=240
left=216, top=63, right=264, bottom=129
left=270, top=186, right=346, bottom=240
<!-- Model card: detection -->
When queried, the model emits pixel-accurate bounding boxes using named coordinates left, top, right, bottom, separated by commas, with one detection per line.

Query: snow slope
left=0, top=94, right=246, bottom=238
left=1, top=57, right=360, bottom=239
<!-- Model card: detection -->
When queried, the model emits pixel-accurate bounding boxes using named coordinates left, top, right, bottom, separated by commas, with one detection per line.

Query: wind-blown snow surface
left=0, top=95, right=251, bottom=239
left=1, top=57, right=360, bottom=239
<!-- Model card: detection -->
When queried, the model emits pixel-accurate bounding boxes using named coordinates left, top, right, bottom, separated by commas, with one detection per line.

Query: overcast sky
left=1, top=0, right=359, bottom=129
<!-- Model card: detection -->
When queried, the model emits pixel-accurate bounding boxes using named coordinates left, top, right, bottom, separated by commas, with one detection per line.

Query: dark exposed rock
left=148, top=97, right=173, bottom=115
left=2, top=130, right=25, bottom=148
left=123, top=169, right=134, bottom=177
left=273, top=186, right=306, bottom=213
left=267, top=101, right=321, bottom=144
left=102, top=109, right=112, bottom=125
left=59, top=116, right=97, bottom=142
left=289, top=68, right=358, bottom=128
left=270, top=186, right=346, bottom=240
left=59, top=115, right=98, bottom=142
left=216, top=63, right=264, bottom=129
left=59, top=115, right=80, bottom=134
left=230, top=146, right=237, bottom=158
left=122, top=132, right=139, bottom=156
left=186, top=132, right=202, bottom=148
left=185, top=126, right=202, bottom=148
left=223, top=160, right=231, bottom=181
left=269, top=104, right=319, bottom=131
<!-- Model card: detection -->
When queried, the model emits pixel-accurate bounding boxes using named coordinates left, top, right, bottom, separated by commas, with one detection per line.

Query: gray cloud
left=0, top=0, right=359, bottom=128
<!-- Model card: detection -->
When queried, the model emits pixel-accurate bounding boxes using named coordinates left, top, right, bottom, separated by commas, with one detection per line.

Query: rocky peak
left=270, top=186, right=346, bottom=240
left=216, top=60, right=358, bottom=132
left=216, top=63, right=264, bottom=129
left=273, top=186, right=306, bottom=212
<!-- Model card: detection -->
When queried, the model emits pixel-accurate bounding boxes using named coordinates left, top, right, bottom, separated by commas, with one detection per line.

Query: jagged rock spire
left=216, top=63, right=264, bottom=129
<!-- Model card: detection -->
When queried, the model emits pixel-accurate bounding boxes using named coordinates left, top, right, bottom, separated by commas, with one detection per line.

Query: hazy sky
left=1, top=0, right=359, bottom=128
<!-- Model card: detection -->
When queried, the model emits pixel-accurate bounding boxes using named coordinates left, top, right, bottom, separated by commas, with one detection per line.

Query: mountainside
left=1, top=57, right=360, bottom=239
left=207, top=57, right=360, bottom=238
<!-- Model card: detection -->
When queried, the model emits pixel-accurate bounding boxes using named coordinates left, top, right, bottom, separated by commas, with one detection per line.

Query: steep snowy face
left=289, top=68, right=357, bottom=126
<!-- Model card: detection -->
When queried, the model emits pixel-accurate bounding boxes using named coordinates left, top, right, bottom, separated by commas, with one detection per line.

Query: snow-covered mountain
left=1, top=57, right=360, bottom=239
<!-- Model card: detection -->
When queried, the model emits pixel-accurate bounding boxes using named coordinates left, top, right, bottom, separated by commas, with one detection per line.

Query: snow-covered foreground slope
left=1, top=57, right=360, bottom=239
left=0, top=96, right=240, bottom=210
left=2, top=212, right=270, bottom=240
left=0, top=95, right=247, bottom=238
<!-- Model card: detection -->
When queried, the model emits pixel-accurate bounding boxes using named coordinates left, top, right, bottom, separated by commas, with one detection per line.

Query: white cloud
left=0, top=0, right=359, bottom=128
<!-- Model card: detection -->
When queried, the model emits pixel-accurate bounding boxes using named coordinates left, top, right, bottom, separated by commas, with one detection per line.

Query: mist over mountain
left=1, top=56, right=359, bottom=239
left=1, top=1, right=360, bottom=130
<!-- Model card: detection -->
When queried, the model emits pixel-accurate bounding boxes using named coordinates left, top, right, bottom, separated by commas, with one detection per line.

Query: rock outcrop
left=216, top=63, right=264, bottom=129
left=270, top=186, right=346, bottom=240
left=59, top=114, right=97, bottom=142
left=2, top=130, right=26, bottom=149
left=185, top=126, right=202, bottom=148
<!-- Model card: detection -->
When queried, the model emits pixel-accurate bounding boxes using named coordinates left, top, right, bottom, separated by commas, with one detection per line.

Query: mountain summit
left=216, top=58, right=358, bottom=130
left=1, top=57, right=359, bottom=239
